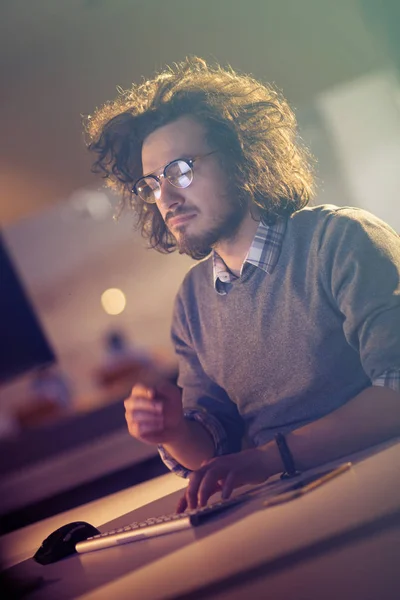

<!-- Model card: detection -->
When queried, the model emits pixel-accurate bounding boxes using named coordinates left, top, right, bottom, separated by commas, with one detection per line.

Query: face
left=141, top=117, right=248, bottom=258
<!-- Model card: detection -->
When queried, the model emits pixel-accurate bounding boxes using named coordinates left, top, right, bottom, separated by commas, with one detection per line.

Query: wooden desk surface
left=0, top=472, right=187, bottom=569
left=76, top=439, right=400, bottom=600
left=2, top=439, right=400, bottom=600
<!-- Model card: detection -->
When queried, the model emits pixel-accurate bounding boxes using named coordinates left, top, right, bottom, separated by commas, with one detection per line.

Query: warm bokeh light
left=69, top=188, right=112, bottom=220
left=101, top=288, right=126, bottom=315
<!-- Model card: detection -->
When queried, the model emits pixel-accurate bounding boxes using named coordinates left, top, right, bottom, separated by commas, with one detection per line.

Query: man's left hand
left=176, top=448, right=271, bottom=513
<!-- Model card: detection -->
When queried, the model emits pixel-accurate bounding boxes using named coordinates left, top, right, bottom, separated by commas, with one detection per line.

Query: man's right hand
left=124, top=380, right=185, bottom=445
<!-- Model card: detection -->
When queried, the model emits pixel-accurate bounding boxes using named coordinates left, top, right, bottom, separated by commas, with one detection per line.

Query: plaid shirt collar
left=212, top=218, right=287, bottom=294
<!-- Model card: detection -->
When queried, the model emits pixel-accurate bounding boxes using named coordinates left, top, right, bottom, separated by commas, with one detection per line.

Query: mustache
left=165, top=207, right=197, bottom=223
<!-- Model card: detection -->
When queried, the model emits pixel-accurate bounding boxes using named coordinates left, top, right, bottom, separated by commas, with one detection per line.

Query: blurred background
left=0, top=0, right=399, bottom=529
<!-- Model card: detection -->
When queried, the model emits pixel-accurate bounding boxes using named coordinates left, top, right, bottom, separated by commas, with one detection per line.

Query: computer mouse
left=33, top=521, right=100, bottom=565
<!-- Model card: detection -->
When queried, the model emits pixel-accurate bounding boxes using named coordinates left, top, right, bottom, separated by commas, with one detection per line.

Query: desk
left=1, top=439, right=400, bottom=600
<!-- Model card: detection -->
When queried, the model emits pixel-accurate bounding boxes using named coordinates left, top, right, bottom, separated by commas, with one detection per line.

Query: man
left=87, top=57, right=400, bottom=511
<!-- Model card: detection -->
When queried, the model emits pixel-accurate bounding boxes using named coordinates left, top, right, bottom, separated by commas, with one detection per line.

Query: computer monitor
left=0, top=232, right=55, bottom=385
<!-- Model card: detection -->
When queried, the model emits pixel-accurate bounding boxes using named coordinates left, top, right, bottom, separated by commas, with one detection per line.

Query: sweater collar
left=212, top=218, right=287, bottom=294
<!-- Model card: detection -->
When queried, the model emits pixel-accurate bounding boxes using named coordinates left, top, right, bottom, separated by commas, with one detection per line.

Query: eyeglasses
left=131, top=151, right=217, bottom=204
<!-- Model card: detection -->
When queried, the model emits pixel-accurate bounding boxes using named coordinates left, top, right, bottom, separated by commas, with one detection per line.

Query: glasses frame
left=131, top=150, right=217, bottom=204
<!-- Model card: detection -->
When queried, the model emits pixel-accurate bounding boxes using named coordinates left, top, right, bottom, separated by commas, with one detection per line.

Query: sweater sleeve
left=157, top=289, right=245, bottom=477
left=320, top=208, right=400, bottom=382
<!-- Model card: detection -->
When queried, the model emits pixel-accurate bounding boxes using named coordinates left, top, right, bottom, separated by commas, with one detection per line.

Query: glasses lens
left=165, top=160, right=193, bottom=188
left=135, top=177, right=160, bottom=203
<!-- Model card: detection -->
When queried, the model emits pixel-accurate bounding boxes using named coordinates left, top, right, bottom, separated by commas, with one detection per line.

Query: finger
left=176, top=494, right=188, bottom=514
left=125, top=416, right=163, bottom=439
left=125, top=410, right=163, bottom=437
left=125, top=406, right=161, bottom=424
left=221, top=470, right=237, bottom=500
left=131, top=410, right=163, bottom=425
left=197, top=468, right=225, bottom=507
left=125, top=398, right=163, bottom=414
left=130, top=384, right=156, bottom=399
left=187, top=469, right=206, bottom=510
left=138, top=421, right=164, bottom=435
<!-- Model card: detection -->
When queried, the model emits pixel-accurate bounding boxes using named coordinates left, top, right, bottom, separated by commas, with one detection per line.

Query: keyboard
left=75, top=495, right=245, bottom=554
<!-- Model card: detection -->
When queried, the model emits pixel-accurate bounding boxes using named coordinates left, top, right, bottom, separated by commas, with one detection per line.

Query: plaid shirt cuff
left=372, top=369, right=400, bottom=392
left=158, top=409, right=229, bottom=478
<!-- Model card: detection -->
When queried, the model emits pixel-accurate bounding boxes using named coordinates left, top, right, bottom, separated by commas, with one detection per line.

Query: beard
left=172, top=200, right=248, bottom=260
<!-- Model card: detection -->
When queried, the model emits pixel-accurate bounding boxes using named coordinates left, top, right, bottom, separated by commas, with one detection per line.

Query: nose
left=156, top=179, right=185, bottom=214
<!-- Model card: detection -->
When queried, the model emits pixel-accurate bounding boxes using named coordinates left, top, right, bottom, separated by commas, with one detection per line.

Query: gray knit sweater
left=171, top=205, right=400, bottom=453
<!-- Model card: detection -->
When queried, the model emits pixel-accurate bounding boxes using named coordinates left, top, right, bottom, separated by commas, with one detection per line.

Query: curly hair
left=86, top=57, right=315, bottom=254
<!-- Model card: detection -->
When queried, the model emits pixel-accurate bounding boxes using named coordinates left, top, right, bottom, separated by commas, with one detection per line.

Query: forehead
left=141, top=117, right=210, bottom=173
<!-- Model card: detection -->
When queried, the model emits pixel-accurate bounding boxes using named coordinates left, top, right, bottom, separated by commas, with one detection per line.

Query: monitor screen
left=0, top=232, right=55, bottom=385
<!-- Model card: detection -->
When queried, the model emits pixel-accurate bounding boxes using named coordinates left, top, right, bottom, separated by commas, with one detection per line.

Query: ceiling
left=0, top=0, right=389, bottom=225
